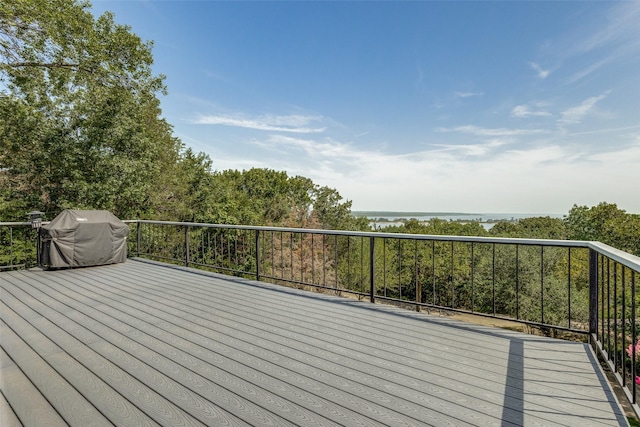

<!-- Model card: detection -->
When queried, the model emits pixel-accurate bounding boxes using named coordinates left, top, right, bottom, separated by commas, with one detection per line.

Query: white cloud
left=511, top=105, right=552, bottom=118
left=529, top=62, right=550, bottom=79
left=454, top=91, right=484, bottom=98
left=193, top=113, right=326, bottom=133
left=194, top=116, right=640, bottom=213
left=254, top=134, right=354, bottom=159
left=235, top=134, right=640, bottom=213
left=428, top=139, right=509, bottom=157
left=558, top=92, right=608, bottom=125
left=436, top=125, right=548, bottom=137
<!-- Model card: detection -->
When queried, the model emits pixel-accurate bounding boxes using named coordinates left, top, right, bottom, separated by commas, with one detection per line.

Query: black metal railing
left=0, top=222, right=40, bottom=270
left=2, top=219, right=638, bottom=414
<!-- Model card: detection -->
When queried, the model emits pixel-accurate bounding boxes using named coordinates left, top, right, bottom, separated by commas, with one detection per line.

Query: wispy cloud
left=558, top=92, right=609, bottom=125
left=550, top=2, right=640, bottom=83
left=193, top=114, right=326, bottom=133
left=429, top=139, right=508, bottom=157
left=566, top=57, right=611, bottom=84
left=511, top=105, right=551, bottom=119
left=529, top=62, right=550, bottom=79
left=511, top=105, right=552, bottom=118
left=568, top=125, right=640, bottom=137
left=436, top=125, right=548, bottom=137
left=254, top=134, right=353, bottom=159
left=454, top=91, right=484, bottom=98
left=577, top=1, right=640, bottom=54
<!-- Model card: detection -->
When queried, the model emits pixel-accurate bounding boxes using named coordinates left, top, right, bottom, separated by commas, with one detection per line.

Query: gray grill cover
left=41, top=210, right=129, bottom=268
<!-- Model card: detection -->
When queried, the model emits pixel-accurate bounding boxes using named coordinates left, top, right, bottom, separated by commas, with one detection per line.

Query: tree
left=310, top=185, right=354, bottom=230
left=565, top=202, right=640, bottom=256
left=1, top=0, right=177, bottom=220
left=490, top=217, right=566, bottom=240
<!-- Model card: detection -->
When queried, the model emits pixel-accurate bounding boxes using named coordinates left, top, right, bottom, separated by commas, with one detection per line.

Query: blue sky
left=91, top=1, right=640, bottom=214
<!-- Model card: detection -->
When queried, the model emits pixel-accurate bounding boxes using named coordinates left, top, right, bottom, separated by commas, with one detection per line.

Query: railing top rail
left=587, top=241, right=640, bottom=272
left=0, top=222, right=51, bottom=226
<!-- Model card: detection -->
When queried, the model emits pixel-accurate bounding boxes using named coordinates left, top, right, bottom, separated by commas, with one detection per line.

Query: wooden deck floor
left=0, top=259, right=629, bottom=426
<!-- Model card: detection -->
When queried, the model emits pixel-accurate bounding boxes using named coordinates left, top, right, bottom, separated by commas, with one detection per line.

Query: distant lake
left=352, top=212, right=564, bottom=230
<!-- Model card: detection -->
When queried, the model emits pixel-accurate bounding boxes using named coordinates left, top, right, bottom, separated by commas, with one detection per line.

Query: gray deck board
left=0, top=259, right=629, bottom=426
left=0, top=384, right=23, bottom=427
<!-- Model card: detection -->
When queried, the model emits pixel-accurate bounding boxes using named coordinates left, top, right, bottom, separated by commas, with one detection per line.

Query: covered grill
left=40, top=210, right=129, bottom=268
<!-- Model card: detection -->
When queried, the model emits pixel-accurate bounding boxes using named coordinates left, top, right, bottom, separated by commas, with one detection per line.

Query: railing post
left=255, top=230, right=261, bottom=282
left=136, top=221, right=141, bottom=257
left=589, top=248, right=598, bottom=342
left=369, top=236, right=375, bottom=303
left=185, top=225, right=190, bottom=267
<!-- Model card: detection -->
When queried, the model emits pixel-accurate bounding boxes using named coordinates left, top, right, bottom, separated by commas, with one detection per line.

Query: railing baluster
left=471, top=242, right=475, bottom=313
left=415, top=240, right=420, bottom=311
left=271, top=231, right=275, bottom=279
left=360, top=237, right=364, bottom=294
left=568, top=247, right=571, bottom=329
left=136, top=222, right=141, bottom=257
left=334, top=235, right=338, bottom=291
left=622, top=266, right=626, bottom=386
left=516, top=244, right=520, bottom=320
left=10, top=226, right=14, bottom=268
left=322, top=234, right=326, bottom=288
left=347, top=236, right=351, bottom=291
left=432, top=240, right=436, bottom=306
left=541, top=245, right=544, bottom=325
left=398, top=240, right=402, bottom=300
left=492, top=243, right=496, bottom=316
left=383, top=238, right=387, bottom=298
left=370, top=236, right=375, bottom=303
left=632, top=272, right=637, bottom=404
left=607, top=259, right=612, bottom=358
left=184, top=225, right=190, bottom=267
left=300, top=232, right=304, bottom=283
left=311, top=233, right=315, bottom=285
left=450, top=241, right=454, bottom=308
left=614, top=263, right=619, bottom=371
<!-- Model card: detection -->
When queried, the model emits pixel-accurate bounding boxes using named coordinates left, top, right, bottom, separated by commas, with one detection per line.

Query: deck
left=0, top=259, right=629, bottom=426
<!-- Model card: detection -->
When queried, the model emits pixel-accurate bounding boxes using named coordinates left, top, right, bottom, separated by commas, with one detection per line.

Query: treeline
left=381, top=203, right=640, bottom=257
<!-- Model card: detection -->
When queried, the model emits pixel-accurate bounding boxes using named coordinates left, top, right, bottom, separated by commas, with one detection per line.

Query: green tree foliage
left=204, top=168, right=362, bottom=230
left=565, top=202, right=640, bottom=256
left=384, top=218, right=488, bottom=237
left=490, top=217, right=567, bottom=240
left=1, top=0, right=180, bottom=220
